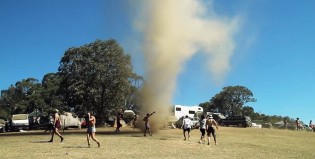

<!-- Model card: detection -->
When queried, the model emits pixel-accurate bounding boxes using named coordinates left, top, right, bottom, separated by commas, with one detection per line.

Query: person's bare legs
left=55, top=128, right=64, bottom=142
left=144, top=127, right=147, bottom=136
left=49, top=128, right=63, bottom=142
left=87, top=133, right=91, bottom=147
left=148, top=128, right=152, bottom=136
left=49, top=131, right=55, bottom=142
left=207, top=136, right=211, bottom=145
left=212, top=131, right=217, bottom=145
left=200, top=135, right=204, bottom=143
left=91, top=132, right=100, bottom=147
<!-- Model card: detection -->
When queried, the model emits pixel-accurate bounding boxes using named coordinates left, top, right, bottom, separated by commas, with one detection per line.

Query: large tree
left=58, top=39, right=140, bottom=123
left=202, top=85, right=256, bottom=117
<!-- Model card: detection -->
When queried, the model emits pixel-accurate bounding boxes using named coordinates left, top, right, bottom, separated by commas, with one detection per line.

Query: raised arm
left=149, top=111, right=155, bottom=117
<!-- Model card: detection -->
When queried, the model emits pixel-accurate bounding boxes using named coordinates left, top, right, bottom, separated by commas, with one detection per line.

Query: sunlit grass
left=0, top=126, right=314, bottom=159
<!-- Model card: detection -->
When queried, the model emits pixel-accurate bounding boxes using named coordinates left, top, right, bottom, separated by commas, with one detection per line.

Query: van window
left=12, top=114, right=28, bottom=120
left=189, top=110, right=195, bottom=114
left=175, top=107, right=181, bottom=111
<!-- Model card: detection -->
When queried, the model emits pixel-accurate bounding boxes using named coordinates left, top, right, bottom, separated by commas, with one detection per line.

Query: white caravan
left=174, top=105, right=203, bottom=120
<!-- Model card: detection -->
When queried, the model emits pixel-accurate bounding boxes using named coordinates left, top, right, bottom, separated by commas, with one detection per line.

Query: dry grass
left=0, top=126, right=314, bottom=159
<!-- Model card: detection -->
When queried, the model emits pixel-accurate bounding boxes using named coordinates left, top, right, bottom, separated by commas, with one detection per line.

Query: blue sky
left=1, top=0, right=314, bottom=124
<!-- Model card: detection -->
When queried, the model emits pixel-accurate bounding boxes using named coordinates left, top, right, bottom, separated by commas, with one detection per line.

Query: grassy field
left=0, top=126, right=314, bottom=159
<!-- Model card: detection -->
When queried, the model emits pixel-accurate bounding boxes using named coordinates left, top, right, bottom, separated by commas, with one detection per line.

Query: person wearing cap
left=182, top=115, right=192, bottom=141
left=206, top=115, right=218, bottom=145
left=143, top=111, right=155, bottom=137
left=48, top=109, right=64, bottom=142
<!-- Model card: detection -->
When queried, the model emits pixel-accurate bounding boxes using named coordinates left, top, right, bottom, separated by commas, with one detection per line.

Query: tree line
left=0, top=39, right=143, bottom=124
left=199, top=85, right=296, bottom=125
left=0, top=39, right=296, bottom=125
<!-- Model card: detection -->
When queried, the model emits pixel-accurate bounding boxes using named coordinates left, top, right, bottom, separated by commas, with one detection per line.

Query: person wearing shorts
left=182, top=115, right=192, bottom=141
left=48, top=109, right=64, bottom=143
left=86, top=112, right=100, bottom=148
left=143, top=111, right=155, bottom=137
left=206, top=115, right=219, bottom=145
left=197, top=114, right=206, bottom=144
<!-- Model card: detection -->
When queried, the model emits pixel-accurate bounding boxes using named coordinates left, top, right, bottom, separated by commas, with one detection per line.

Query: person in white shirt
left=182, top=115, right=192, bottom=141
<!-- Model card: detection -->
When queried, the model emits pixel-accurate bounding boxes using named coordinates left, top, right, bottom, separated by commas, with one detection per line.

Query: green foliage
left=0, top=78, right=45, bottom=115
left=58, top=39, right=142, bottom=123
left=200, top=85, right=296, bottom=125
left=0, top=39, right=143, bottom=122
left=201, top=85, right=256, bottom=117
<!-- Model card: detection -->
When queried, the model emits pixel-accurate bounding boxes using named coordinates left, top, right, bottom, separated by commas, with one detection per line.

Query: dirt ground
left=0, top=126, right=314, bottom=159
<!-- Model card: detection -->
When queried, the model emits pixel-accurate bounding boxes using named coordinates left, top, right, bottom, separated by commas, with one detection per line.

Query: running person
left=206, top=115, right=219, bottom=145
left=48, top=109, right=64, bottom=142
left=86, top=112, right=100, bottom=148
left=143, top=111, right=155, bottom=137
left=197, top=114, right=206, bottom=144
left=182, top=115, right=192, bottom=141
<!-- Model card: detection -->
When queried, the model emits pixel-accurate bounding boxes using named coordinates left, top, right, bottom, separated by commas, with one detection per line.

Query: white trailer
left=174, top=105, right=203, bottom=120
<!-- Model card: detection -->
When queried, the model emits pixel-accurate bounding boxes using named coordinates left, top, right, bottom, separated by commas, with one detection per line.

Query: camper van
left=174, top=105, right=203, bottom=120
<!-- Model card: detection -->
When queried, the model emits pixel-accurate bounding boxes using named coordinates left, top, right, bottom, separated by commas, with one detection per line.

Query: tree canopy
left=0, top=39, right=143, bottom=124
left=201, top=85, right=257, bottom=117
left=58, top=39, right=142, bottom=123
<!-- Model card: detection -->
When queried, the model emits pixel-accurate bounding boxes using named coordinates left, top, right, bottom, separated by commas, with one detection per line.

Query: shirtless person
left=143, top=111, right=155, bottom=137
left=48, top=109, right=64, bottom=142
left=86, top=112, right=100, bottom=148
left=206, top=115, right=219, bottom=145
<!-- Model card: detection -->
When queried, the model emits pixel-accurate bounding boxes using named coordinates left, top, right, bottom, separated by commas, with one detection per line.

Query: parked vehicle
left=174, top=116, right=199, bottom=129
left=123, top=110, right=135, bottom=124
left=174, top=105, right=203, bottom=120
left=10, top=114, right=29, bottom=131
left=220, top=115, right=252, bottom=127
left=59, top=112, right=81, bottom=129
left=207, top=112, right=226, bottom=125
left=0, top=118, right=8, bottom=133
